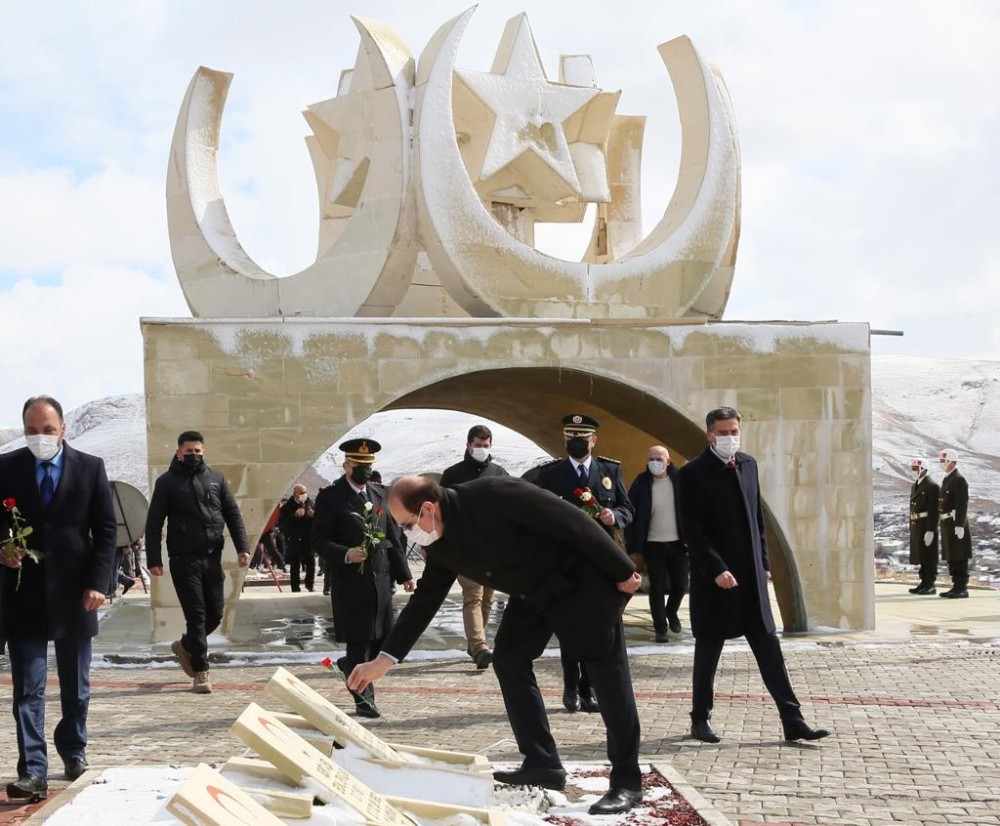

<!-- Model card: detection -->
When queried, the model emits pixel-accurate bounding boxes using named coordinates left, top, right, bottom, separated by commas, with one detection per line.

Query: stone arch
left=382, top=365, right=807, bottom=631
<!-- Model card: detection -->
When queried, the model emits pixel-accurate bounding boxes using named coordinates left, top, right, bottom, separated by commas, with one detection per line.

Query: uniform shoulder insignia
left=536, top=458, right=562, bottom=469
left=596, top=455, right=621, bottom=465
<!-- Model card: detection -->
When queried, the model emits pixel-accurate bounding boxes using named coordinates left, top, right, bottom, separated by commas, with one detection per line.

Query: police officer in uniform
left=311, top=438, right=414, bottom=716
left=907, top=458, right=939, bottom=595
left=535, top=414, right=634, bottom=713
left=937, top=448, right=972, bottom=599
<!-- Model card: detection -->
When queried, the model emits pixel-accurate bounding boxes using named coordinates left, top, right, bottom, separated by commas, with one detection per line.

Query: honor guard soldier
left=535, top=413, right=634, bottom=713
left=907, top=458, right=939, bottom=595
left=937, top=448, right=972, bottom=599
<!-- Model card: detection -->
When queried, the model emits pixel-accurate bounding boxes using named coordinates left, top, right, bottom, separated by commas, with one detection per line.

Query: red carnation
left=320, top=656, right=333, bottom=669
left=572, top=488, right=584, bottom=498
left=375, top=506, right=383, bottom=516
left=2, top=497, right=15, bottom=511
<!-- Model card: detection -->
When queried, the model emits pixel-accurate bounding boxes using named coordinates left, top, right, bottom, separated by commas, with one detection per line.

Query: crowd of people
left=7, top=395, right=974, bottom=814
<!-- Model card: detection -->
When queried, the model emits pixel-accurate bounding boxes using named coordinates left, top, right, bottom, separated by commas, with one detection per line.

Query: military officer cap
left=562, top=413, right=600, bottom=437
left=939, top=448, right=958, bottom=465
left=910, top=457, right=928, bottom=470
left=340, top=438, right=381, bottom=464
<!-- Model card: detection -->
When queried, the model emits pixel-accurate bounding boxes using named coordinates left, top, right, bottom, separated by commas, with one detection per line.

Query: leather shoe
left=562, top=687, right=580, bottom=712
left=916, top=586, right=936, bottom=595
left=6, top=776, right=48, bottom=801
left=473, top=649, right=492, bottom=670
left=667, top=612, right=682, bottom=634
left=654, top=630, right=670, bottom=643
left=579, top=688, right=600, bottom=713
left=908, top=585, right=923, bottom=594
left=355, top=702, right=381, bottom=719
left=493, top=765, right=566, bottom=791
left=783, top=719, right=830, bottom=741
left=943, top=589, right=969, bottom=599
left=939, top=590, right=954, bottom=598
left=64, top=756, right=88, bottom=781
left=588, top=787, right=643, bottom=815
left=690, top=719, right=720, bottom=743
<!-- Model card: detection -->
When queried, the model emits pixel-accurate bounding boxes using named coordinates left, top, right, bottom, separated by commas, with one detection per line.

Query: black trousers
left=644, top=540, right=688, bottom=631
left=286, top=538, right=315, bottom=591
left=169, top=552, right=225, bottom=673
left=343, top=639, right=382, bottom=705
left=691, top=614, right=801, bottom=724
left=917, top=561, right=937, bottom=588
left=947, top=559, right=969, bottom=590
left=493, top=597, right=642, bottom=791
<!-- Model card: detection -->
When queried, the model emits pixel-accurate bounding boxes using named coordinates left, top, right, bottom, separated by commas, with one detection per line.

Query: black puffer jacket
left=144, top=456, right=249, bottom=567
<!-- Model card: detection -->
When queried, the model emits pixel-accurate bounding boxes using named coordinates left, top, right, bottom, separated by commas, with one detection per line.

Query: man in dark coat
left=677, top=406, right=829, bottom=745
left=277, top=483, right=315, bottom=592
left=0, top=395, right=116, bottom=801
left=145, top=430, right=251, bottom=694
left=348, top=475, right=645, bottom=816
left=534, top=413, right=634, bottom=713
left=937, top=448, right=973, bottom=599
left=906, top=458, right=939, bottom=595
left=311, top=438, right=413, bottom=717
left=625, top=444, right=687, bottom=641
left=439, top=423, right=509, bottom=669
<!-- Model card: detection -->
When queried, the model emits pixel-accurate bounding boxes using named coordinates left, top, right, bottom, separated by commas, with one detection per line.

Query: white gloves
left=955, top=526, right=965, bottom=540
left=923, top=531, right=933, bottom=547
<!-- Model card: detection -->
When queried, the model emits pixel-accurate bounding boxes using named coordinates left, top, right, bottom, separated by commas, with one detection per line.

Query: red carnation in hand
left=320, top=657, right=333, bottom=669
left=2, top=498, right=15, bottom=511
left=375, top=506, right=383, bottom=516
left=572, top=488, right=584, bottom=498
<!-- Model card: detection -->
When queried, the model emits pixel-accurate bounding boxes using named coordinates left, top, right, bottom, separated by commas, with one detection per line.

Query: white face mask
left=25, top=434, right=60, bottom=461
left=469, top=446, right=490, bottom=463
left=911, top=468, right=924, bottom=480
left=295, top=493, right=307, bottom=503
left=713, top=434, right=740, bottom=460
left=403, top=505, right=440, bottom=546
left=647, top=460, right=666, bottom=476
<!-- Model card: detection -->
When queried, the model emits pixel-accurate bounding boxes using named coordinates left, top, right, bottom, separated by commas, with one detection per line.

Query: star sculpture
left=456, top=14, right=603, bottom=198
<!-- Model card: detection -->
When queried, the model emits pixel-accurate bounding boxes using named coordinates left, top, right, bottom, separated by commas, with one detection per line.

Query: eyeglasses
left=399, top=511, right=421, bottom=531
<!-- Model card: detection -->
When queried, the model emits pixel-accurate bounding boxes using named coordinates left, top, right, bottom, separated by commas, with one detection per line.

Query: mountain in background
left=2, top=356, right=997, bottom=542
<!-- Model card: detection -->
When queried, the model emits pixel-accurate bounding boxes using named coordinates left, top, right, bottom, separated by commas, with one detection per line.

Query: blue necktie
left=577, top=464, right=588, bottom=487
left=40, top=461, right=55, bottom=506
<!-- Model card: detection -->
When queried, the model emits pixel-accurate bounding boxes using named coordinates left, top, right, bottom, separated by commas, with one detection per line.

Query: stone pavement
left=1, top=579, right=999, bottom=825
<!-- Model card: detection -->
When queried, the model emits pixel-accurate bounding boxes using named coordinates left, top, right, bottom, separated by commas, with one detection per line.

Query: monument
left=145, top=9, right=874, bottom=642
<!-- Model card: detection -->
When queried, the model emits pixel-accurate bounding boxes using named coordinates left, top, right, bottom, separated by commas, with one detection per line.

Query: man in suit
left=534, top=413, right=634, bottom=714
left=937, top=448, right=973, bottom=599
left=677, top=406, right=829, bottom=744
left=625, top=444, right=688, bottom=641
left=311, top=438, right=414, bottom=717
left=277, top=483, right=316, bottom=592
left=0, top=395, right=116, bottom=801
left=348, top=475, right=645, bottom=816
left=907, top=458, right=939, bottom=595
left=439, top=424, right=509, bottom=670
left=145, top=430, right=251, bottom=695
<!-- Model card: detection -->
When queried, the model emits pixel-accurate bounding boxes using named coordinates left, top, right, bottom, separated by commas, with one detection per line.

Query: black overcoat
left=677, top=447, right=773, bottom=640
left=382, top=476, right=636, bottom=661
left=0, top=444, right=116, bottom=640
left=311, top=477, right=411, bottom=643
left=908, top=475, right=939, bottom=565
left=939, top=470, right=972, bottom=561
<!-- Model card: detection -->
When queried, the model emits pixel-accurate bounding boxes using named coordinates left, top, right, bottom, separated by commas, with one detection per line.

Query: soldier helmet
left=910, top=457, right=928, bottom=471
left=938, top=448, right=958, bottom=465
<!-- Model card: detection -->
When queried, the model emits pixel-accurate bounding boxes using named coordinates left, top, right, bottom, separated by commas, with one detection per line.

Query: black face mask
left=566, top=437, right=590, bottom=460
left=182, top=453, right=204, bottom=472
left=350, top=465, right=373, bottom=485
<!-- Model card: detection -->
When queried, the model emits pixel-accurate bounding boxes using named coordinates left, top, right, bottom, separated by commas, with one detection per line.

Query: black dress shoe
left=939, top=590, right=954, bottom=598
left=562, top=687, right=580, bottom=712
left=588, top=787, right=643, bottom=815
left=908, top=585, right=923, bottom=594
left=6, top=776, right=48, bottom=801
left=690, top=719, right=720, bottom=743
left=355, top=702, right=381, bottom=719
left=944, top=589, right=969, bottom=599
left=667, top=612, right=682, bottom=634
left=64, top=756, right=88, bottom=781
left=654, top=630, right=670, bottom=643
left=579, top=688, right=600, bottom=713
left=493, top=765, right=566, bottom=791
left=473, top=649, right=492, bottom=670
left=782, top=719, right=830, bottom=741
left=916, top=586, right=936, bottom=595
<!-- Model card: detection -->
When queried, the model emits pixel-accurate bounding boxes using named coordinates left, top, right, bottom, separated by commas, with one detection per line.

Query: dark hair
left=389, top=476, right=442, bottom=514
left=22, top=395, right=64, bottom=422
left=369, top=470, right=383, bottom=484
left=706, top=407, right=741, bottom=430
left=467, top=424, right=493, bottom=443
left=177, top=430, right=205, bottom=446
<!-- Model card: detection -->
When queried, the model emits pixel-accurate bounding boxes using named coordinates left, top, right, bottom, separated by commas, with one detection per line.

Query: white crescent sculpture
left=414, top=8, right=741, bottom=319
left=166, top=17, right=416, bottom=318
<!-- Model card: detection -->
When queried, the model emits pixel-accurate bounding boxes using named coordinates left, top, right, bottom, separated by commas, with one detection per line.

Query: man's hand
left=149, top=566, right=164, bottom=576
left=955, top=526, right=965, bottom=540
left=402, top=579, right=416, bottom=592
left=0, top=549, right=22, bottom=568
left=924, top=531, right=934, bottom=547
left=347, top=654, right=394, bottom=692
left=616, top=571, right=642, bottom=594
left=295, top=507, right=305, bottom=517
left=346, top=548, right=367, bottom=563
left=82, top=589, right=105, bottom=611
left=598, top=508, right=616, bottom=526
left=715, top=571, right=738, bottom=589
left=237, top=552, right=251, bottom=568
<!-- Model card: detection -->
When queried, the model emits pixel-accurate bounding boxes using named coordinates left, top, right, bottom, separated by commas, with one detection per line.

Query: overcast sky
left=2, top=1, right=998, bottom=422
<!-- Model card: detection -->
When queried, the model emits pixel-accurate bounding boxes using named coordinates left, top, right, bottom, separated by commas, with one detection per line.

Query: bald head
left=387, top=475, right=445, bottom=537
left=292, top=484, right=307, bottom=496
